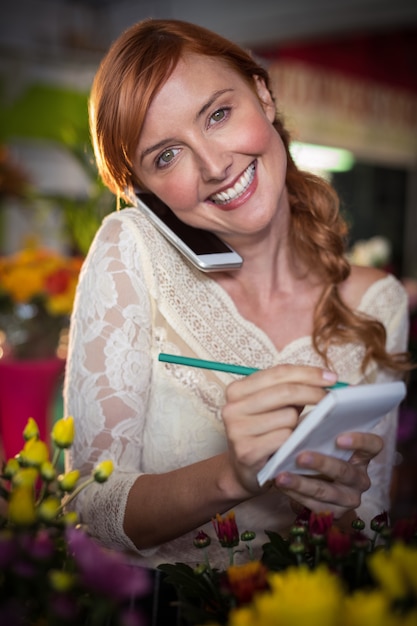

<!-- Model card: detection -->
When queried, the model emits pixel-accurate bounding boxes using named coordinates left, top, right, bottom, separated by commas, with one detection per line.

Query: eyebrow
left=139, top=88, right=234, bottom=163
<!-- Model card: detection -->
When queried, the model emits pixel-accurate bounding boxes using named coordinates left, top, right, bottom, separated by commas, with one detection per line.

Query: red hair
left=89, top=19, right=410, bottom=374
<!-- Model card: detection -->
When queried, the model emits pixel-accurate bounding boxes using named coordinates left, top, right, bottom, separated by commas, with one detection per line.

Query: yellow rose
left=51, top=416, right=75, bottom=448
left=40, top=460, right=56, bottom=482
left=12, top=467, right=39, bottom=488
left=8, top=486, right=36, bottom=525
left=58, top=469, right=80, bottom=492
left=49, top=570, right=75, bottom=592
left=19, top=438, right=49, bottom=467
left=3, top=457, right=20, bottom=479
left=60, top=511, right=79, bottom=526
left=93, top=460, right=114, bottom=483
left=37, top=496, right=61, bottom=522
left=23, top=417, right=40, bottom=441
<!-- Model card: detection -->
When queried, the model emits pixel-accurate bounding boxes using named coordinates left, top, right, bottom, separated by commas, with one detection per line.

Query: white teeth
left=210, top=163, right=255, bottom=205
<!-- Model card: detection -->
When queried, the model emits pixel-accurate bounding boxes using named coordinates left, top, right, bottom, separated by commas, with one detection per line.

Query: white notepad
left=257, top=381, right=406, bottom=486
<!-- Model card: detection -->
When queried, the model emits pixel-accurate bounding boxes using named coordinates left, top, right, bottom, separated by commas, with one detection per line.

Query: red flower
left=212, top=512, right=240, bottom=548
left=309, top=511, right=334, bottom=538
left=44, top=268, right=71, bottom=295
left=193, top=531, right=211, bottom=549
left=294, top=506, right=311, bottom=527
left=370, top=511, right=389, bottom=533
left=326, top=527, right=352, bottom=558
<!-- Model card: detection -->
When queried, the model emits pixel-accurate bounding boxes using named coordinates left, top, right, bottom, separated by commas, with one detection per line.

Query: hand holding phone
left=134, top=192, right=243, bottom=272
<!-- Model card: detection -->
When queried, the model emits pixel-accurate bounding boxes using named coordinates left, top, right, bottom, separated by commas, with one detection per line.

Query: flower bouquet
left=0, top=416, right=151, bottom=626
left=159, top=509, right=417, bottom=625
left=0, top=243, right=83, bottom=360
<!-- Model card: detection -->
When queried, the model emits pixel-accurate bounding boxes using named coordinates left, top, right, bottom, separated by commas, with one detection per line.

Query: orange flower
left=226, top=561, right=269, bottom=605
left=0, top=245, right=83, bottom=316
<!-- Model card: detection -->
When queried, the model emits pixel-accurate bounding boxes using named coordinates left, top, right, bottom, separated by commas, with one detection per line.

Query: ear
left=254, top=76, right=276, bottom=123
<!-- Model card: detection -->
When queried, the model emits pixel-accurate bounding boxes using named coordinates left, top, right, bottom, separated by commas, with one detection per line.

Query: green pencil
left=158, top=353, right=349, bottom=389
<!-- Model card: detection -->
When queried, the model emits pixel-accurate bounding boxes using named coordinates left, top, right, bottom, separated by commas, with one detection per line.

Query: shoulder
left=339, top=265, right=390, bottom=310
left=339, top=266, right=409, bottom=347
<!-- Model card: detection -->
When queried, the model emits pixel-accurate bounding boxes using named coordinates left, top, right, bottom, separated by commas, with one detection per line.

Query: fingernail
left=323, top=370, right=337, bottom=382
left=299, top=452, right=313, bottom=467
left=277, top=473, right=292, bottom=487
left=337, top=435, right=353, bottom=447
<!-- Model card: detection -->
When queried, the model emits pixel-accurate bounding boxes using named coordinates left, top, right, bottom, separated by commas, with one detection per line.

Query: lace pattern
left=64, top=208, right=409, bottom=568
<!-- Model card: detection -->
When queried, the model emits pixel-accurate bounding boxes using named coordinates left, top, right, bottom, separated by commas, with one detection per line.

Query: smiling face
left=134, top=53, right=288, bottom=246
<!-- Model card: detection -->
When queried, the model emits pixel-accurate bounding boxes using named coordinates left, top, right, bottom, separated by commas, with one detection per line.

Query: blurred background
left=0, top=0, right=416, bottom=513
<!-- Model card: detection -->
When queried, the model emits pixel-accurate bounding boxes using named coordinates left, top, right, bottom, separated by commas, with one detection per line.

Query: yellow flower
left=12, top=467, right=39, bottom=488
left=258, top=566, right=342, bottom=626
left=23, top=417, right=40, bottom=441
left=8, top=485, right=36, bottom=525
left=343, top=590, right=394, bottom=626
left=228, top=607, right=254, bottom=626
left=93, top=460, right=114, bottom=483
left=51, top=416, right=75, bottom=448
left=60, top=511, right=79, bottom=526
left=49, top=570, right=75, bottom=592
left=40, top=460, right=56, bottom=482
left=3, top=457, right=20, bottom=479
left=368, top=544, right=417, bottom=600
left=58, top=469, right=80, bottom=492
left=37, top=496, right=61, bottom=522
left=19, top=438, right=49, bottom=467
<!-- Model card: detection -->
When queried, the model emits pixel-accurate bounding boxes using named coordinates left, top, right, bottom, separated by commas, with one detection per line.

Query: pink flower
left=66, top=527, right=151, bottom=601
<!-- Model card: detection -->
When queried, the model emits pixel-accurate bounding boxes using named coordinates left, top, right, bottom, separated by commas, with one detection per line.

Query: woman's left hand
left=274, top=431, right=383, bottom=520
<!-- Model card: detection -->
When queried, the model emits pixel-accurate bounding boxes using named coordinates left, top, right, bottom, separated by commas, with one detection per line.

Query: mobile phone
left=134, top=192, right=243, bottom=272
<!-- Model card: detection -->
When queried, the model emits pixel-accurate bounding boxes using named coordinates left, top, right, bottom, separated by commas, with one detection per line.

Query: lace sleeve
left=64, top=212, right=152, bottom=552
left=356, top=278, right=410, bottom=527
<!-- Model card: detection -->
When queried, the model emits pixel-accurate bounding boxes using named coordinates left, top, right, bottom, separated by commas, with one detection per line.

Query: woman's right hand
left=221, top=364, right=338, bottom=494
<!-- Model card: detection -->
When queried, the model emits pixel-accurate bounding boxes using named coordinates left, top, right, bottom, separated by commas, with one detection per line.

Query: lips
left=209, top=162, right=256, bottom=205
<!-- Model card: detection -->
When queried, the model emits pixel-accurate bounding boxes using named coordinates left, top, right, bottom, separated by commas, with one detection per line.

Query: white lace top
left=64, top=207, right=409, bottom=569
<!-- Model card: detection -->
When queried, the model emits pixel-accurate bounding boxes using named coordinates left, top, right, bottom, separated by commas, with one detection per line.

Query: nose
left=195, top=141, right=232, bottom=183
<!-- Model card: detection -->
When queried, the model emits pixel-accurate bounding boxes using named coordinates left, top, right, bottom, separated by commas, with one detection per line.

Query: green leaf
left=261, top=530, right=297, bottom=570
left=0, top=82, right=90, bottom=150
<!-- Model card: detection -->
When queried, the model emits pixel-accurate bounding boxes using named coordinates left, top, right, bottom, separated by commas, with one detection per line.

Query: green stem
left=355, top=549, right=365, bottom=587
left=56, top=476, right=95, bottom=516
left=203, top=547, right=212, bottom=572
left=51, top=448, right=61, bottom=469
left=246, top=542, right=254, bottom=561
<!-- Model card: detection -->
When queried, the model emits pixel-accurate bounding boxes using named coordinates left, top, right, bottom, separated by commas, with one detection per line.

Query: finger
left=336, top=432, right=384, bottom=463
left=293, top=450, right=371, bottom=492
left=226, top=364, right=338, bottom=401
left=225, top=406, right=300, bottom=439
left=275, top=472, right=362, bottom=515
left=231, top=428, right=296, bottom=470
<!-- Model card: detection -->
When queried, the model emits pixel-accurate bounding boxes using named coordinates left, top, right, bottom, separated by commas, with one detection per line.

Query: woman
left=64, top=19, right=410, bottom=570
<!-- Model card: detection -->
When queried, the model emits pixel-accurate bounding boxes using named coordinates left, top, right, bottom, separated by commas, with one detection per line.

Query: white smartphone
left=134, top=192, right=243, bottom=272
left=257, top=381, right=406, bottom=486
